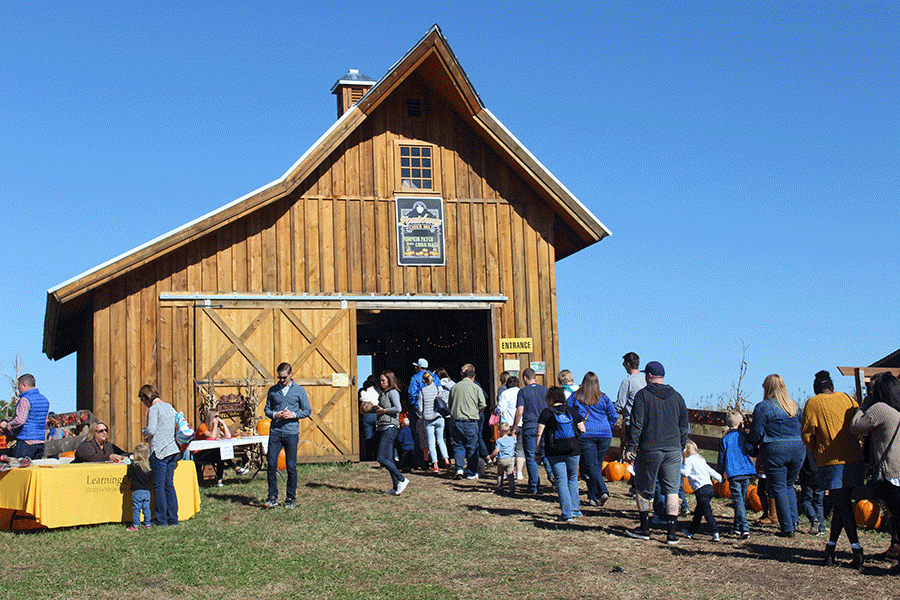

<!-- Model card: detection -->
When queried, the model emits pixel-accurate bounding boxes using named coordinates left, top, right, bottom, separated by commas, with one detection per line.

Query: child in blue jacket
left=717, top=410, right=757, bottom=538
left=395, top=417, right=415, bottom=473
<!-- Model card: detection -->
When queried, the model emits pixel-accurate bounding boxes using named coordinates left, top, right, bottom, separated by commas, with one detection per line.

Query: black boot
left=851, top=546, right=864, bottom=572
left=824, top=544, right=836, bottom=567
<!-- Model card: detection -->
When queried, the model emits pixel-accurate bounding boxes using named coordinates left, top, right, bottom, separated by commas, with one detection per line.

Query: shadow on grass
left=461, top=503, right=608, bottom=533
left=531, top=518, right=600, bottom=532
left=303, top=481, right=374, bottom=494
left=653, top=540, right=828, bottom=568
left=206, top=491, right=261, bottom=506
left=463, top=503, right=533, bottom=518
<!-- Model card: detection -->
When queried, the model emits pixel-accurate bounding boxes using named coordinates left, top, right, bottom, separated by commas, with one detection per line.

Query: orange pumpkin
left=683, top=477, right=694, bottom=494
left=854, top=499, right=881, bottom=529
left=60, top=450, right=75, bottom=458
left=277, top=448, right=286, bottom=471
left=603, top=461, right=626, bottom=482
left=746, top=484, right=763, bottom=513
left=715, top=477, right=731, bottom=498
left=256, top=418, right=272, bottom=436
left=196, top=423, right=209, bottom=437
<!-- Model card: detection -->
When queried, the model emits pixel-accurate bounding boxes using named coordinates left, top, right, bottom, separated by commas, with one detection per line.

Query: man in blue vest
left=1, top=374, right=50, bottom=459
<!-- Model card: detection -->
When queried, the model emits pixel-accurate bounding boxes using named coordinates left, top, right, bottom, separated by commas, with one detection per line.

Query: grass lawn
left=1, top=462, right=895, bottom=599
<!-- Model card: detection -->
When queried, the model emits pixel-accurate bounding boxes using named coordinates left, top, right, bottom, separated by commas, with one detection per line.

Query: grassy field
left=1, top=462, right=896, bottom=600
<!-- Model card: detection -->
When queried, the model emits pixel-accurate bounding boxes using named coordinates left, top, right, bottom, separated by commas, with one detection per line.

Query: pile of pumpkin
left=598, top=462, right=884, bottom=530
left=253, top=417, right=289, bottom=470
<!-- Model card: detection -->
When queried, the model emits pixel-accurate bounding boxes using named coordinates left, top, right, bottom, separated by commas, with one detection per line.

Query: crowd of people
left=2, top=356, right=898, bottom=577
left=358, top=355, right=899, bottom=576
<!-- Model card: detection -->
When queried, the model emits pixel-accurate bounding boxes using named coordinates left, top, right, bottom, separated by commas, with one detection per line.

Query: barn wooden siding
left=85, top=75, right=560, bottom=451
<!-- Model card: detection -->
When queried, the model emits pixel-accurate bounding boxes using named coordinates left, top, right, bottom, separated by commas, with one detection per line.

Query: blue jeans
left=452, top=420, right=479, bottom=475
left=654, top=479, right=689, bottom=517
left=729, top=476, right=752, bottom=533
left=688, top=484, right=718, bottom=535
left=548, top=454, right=581, bottom=519
left=762, top=440, right=805, bottom=534
left=361, top=412, right=378, bottom=461
left=522, top=427, right=544, bottom=493
left=132, top=489, right=151, bottom=528
left=408, top=411, right=423, bottom=468
left=579, top=437, right=611, bottom=501
left=801, top=480, right=825, bottom=530
left=376, top=427, right=404, bottom=489
left=14, top=442, right=44, bottom=459
left=477, top=413, right=488, bottom=458
left=425, top=416, right=448, bottom=464
left=150, top=453, right=179, bottom=526
left=267, top=429, right=298, bottom=502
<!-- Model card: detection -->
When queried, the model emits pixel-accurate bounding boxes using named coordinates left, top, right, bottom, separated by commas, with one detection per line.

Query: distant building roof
left=870, top=348, right=900, bottom=368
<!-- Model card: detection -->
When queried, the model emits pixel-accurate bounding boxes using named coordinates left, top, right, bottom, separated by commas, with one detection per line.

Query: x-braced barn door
left=195, top=301, right=357, bottom=462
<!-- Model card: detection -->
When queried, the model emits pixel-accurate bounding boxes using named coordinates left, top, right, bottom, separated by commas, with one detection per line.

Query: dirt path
left=353, top=462, right=897, bottom=600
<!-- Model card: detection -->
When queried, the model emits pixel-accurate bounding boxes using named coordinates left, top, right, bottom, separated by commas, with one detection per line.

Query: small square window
left=395, top=142, right=439, bottom=193
left=397, top=144, right=434, bottom=191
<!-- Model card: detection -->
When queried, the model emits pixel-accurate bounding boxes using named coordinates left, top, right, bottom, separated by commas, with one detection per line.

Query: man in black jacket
left=623, top=361, right=689, bottom=544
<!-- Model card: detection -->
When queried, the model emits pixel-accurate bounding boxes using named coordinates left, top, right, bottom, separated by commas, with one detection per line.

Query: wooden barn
left=42, top=25, right=610, bottom=461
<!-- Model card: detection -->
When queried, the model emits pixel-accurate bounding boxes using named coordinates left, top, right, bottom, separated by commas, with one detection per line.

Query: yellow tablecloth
left=0, top=461, right=201, bottom=530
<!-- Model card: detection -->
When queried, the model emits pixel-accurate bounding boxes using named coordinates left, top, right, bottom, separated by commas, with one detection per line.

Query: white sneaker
left=516, top=472, right=524, bottom=480
left=396, top=478, right=410, bottom=495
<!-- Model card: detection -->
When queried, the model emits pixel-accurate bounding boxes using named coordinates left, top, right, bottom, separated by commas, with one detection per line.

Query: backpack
left=551, top=407, right=578, bottom=453
left=174, top=411, right=195, bottom=445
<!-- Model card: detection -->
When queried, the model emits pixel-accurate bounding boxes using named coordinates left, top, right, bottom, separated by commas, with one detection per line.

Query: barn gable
left=42, top=25, right=611, bottom=455
left=45, top=25, right=608, bottom=360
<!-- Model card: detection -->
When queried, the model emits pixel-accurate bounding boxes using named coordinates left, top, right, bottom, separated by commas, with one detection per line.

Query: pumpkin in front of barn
left=746, top=484, right=763, bottom=513
left=854, top=499, right=881, bottom=529
left=603, top=461, right=626, bottom=482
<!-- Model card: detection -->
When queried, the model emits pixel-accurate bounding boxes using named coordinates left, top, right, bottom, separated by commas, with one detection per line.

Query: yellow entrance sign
left=500, top=338, right=533, bottom=353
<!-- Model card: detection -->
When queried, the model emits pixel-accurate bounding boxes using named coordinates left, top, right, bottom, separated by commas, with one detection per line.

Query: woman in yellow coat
left=801, top=370, right=864, bottom=570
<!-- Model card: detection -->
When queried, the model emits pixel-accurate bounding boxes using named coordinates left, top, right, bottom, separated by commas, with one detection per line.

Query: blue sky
left=1, top=2, right=897, bottom=414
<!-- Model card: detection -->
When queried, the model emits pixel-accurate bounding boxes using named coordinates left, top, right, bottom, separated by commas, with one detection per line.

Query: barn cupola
left=331, top=69, right=376, bottom=118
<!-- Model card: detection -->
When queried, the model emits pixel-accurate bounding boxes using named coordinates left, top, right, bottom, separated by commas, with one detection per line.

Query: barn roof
left=44, top=24, right=611, bottom=360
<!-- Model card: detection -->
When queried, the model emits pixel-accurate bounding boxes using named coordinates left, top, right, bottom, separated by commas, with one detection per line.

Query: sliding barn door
left=195, top=301, right=357, bottom=462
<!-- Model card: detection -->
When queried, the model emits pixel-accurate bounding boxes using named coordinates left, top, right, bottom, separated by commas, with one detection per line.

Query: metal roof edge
left=480, top=108, right=611, bottom=239
left=47, top=106, right=363, bottom=298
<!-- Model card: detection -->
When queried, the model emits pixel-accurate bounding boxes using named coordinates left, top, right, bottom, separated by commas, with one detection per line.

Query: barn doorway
left=356, top=308, right=495, bottom=401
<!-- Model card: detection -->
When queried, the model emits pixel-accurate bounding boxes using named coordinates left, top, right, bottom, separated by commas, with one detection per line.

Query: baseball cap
left=413, top=358, right=429, bottom=369
left=642, top=361, right=665, bottom=377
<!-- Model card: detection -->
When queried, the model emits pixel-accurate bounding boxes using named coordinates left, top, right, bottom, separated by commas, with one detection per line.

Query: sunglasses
left=96, top=428, right=108, bottom=433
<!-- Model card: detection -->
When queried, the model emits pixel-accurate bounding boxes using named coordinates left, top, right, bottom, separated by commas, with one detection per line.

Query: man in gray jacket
left=624, top=361, right=689, bottom=544
left=616, top=352, right=645, bottom=455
